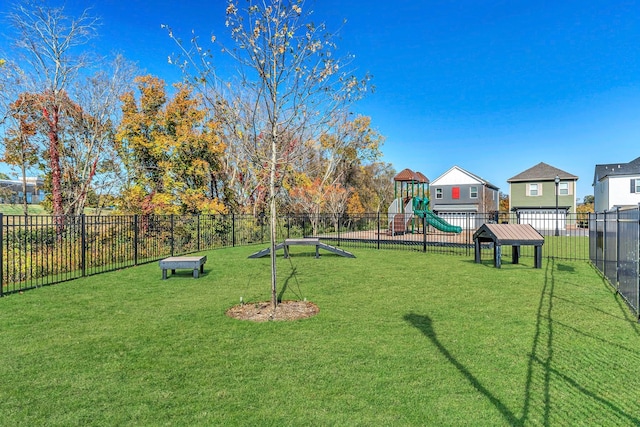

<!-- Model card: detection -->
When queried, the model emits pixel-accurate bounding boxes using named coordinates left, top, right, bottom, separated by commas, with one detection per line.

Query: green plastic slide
left=411, top=196, right=462, bottom=233
left=423, top=210, right=463, bottom=233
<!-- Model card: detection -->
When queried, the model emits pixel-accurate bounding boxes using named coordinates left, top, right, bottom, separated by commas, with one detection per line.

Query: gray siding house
left=430, top=166, right=499, bottom=229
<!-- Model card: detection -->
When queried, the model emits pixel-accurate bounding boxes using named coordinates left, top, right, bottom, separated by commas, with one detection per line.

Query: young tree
left=289, top=175, right=324, bottom=235
left=5, top=1, right=99, bottom=219
left=324, top=182, right=350, bottom=232
left=171, top=0, right=371, bottom=309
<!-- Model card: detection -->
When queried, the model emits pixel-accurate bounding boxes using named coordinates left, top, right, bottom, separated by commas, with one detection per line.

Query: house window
left=452, top=187, right=460, bottom=199
left=559, top=182, right=569, bottom=195
left=435, top=188, right=443, bottom=199
left=633, top=179, right=640, bottom=194
left=470, top=186, right=478, bottom=198
left=528, top=183, right=539, bottom=196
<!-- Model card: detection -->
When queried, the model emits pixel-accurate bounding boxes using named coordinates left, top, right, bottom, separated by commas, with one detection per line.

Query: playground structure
left=388, top=168, right=462, bottom=235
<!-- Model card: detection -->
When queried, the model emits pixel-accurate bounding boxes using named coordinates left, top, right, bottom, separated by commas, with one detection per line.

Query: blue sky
left=2, top=0, right=640, bottom=201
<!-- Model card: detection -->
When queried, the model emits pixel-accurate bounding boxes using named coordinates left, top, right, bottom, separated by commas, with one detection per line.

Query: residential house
left=593, top=156, right=640, bottom=212
left=507, top=162, right=578, bottom=231
left=430, top=165, right=499, bottom=229
left=0, top=177, right=45, bottom=204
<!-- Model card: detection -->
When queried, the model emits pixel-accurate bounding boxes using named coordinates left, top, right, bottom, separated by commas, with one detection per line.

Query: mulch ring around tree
left=225, top=300, right=319, bottom=322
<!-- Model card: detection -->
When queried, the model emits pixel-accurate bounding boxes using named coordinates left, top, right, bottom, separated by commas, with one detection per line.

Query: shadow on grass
left=278, top=261, right=305, bottom=302
left=405, top=258, right=640, bottom=425
left=403, top=312, right=522, bottom=426
left=588, top=263, right=640, bottom=336
left=556, top=263, right=575, bottom=273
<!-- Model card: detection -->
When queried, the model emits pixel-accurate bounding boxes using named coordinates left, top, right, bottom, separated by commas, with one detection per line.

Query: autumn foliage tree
left=116, top=75, right=227, bottom=214
left=2, top=2, right=136, bottom=220
left=4, top=2, right=99, bottom=219
left=1, top=95, right=39, bottom=215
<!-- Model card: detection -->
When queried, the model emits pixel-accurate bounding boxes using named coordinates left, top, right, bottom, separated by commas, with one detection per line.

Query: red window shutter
left=452, top=187, right=460, bottom=199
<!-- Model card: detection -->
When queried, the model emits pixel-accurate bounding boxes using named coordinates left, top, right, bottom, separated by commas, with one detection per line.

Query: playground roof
left=415, top=171, right=430, bottom=183
left=394, top=168, right=429, bottom=183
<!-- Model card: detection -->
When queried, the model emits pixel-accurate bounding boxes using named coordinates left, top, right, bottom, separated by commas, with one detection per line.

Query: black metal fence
left=590, top=207, right=640, bottom=317
left=1, top=211, right=591, bottom=296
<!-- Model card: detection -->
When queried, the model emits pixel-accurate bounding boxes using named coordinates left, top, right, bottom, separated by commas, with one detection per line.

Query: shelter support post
left=512, top=246, right=520, bottom=264
left=494, top=245, right=502, bottom=268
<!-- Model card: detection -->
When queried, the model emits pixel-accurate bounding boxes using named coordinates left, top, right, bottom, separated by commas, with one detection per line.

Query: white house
left=593, top=157, right=640, bottom=212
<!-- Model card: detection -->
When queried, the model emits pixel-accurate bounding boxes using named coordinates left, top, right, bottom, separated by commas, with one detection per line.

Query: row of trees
left=0, top=0, right=397, bottom=308
left=0, top=1, right=396, bottom=221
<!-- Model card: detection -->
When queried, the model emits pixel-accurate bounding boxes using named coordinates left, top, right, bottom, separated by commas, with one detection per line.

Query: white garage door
left=519, top=209, right=566, bottom=231
left=438, top=212, right=477, bottom=229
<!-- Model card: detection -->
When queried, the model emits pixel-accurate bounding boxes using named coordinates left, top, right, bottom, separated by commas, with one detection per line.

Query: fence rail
left=2, top=211, right=592, bottom=296
left=589, top=207, right=640, bottom=318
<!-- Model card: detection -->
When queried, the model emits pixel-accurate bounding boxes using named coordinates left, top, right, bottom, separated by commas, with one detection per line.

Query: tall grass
left=1, top=246, right=638, bottom=425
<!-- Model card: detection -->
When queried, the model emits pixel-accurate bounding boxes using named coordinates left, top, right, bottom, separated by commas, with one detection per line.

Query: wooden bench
left=159, top=256, right=207, bottom=279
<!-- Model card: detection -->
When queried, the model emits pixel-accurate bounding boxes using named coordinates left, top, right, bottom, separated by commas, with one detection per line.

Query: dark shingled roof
left=593, top=157, right=640, bottom=184
left=507, top=162, right=578, bottom=183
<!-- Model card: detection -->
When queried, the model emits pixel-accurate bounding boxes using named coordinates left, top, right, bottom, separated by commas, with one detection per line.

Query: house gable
left=508, top=162, right=578, bottom=214
left=593, top=157, right=640, bottom=211
left=430, top=165, right=500, bottom=212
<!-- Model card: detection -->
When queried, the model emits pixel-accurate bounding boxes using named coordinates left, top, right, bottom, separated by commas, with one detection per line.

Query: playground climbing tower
left=388, top=168, right=429, bottom=234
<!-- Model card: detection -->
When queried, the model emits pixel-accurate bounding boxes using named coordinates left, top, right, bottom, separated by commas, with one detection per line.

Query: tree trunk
left=20, top=156, right=28, bottom=217
left=269, top=132, right=278, bottom=310
left=43, top=104, right=64, bottom=225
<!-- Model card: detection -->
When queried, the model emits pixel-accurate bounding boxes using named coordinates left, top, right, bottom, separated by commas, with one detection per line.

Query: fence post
left=0, top=213, right=3, bottom=297
left=636, top=204, right=640, bottom=319
left=170, top=214, right=175, bottom=256
left=422, top=215, right=427, bottom=253
left=81, top=214, right=86, bottom=277
left=232, top=213, right=236, bottom=247
left=134, top=215, right=139, bottom=266
left=616, top=207, right=621, bottom=288
left=287, top=215, right=291, bottom=239
left=377, top=212, right=380, bottom=250
left=197, top=215, right=201, bottom=252
left=337, top=215, right=341, bottom=246
left=603, top=210, right=608, bottom=281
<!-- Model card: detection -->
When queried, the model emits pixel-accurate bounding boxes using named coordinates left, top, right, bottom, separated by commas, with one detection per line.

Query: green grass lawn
left=1, top=246, right=639, bottom=426
left=0, top=203, right=50, bottom=215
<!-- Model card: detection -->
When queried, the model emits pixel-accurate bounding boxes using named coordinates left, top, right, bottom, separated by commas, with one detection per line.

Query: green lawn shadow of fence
left=404, top=258, right=640, bottom=426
